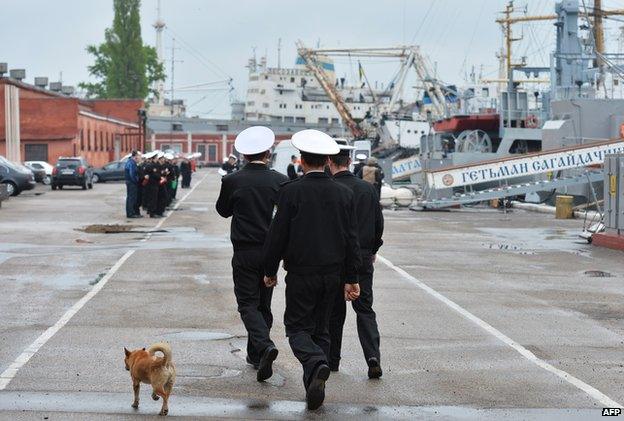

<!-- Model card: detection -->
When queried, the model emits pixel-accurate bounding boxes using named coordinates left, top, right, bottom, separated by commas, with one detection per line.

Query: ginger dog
left=124, top=342, right=176, bottom=416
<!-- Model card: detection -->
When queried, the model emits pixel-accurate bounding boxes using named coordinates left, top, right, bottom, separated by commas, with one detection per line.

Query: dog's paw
left=159, top=409, right=168, bottom=416
left=131, top=402, right=139, bottom=409
left=152, top=393, right=160, bottom=401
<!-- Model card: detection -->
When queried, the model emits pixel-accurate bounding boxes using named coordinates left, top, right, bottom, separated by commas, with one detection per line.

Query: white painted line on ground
left=0, top=171, right=210, bottom=391
left=376, top=254, right=623, bottom=409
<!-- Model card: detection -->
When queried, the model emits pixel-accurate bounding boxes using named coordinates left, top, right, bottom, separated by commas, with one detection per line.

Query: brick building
left=147, top=116, right=344, bottom=166
left=0, top=77, right=144, bottom=167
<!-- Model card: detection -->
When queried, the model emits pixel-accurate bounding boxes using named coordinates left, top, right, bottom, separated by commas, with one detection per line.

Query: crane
left=295, top=42, right=451, bottom=143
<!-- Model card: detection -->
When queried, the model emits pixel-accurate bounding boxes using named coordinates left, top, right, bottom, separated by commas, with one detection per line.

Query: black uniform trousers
left=232, top=248, right=275, bottom=364
left=329, top=254, right=380, bottom=368
left=144, top=183, right=159, bottom=215
left=284, top=270, right=342, bottom=388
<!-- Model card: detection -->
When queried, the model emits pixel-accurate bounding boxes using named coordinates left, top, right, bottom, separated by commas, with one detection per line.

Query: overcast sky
left=3, top=0, right=624, bottom=118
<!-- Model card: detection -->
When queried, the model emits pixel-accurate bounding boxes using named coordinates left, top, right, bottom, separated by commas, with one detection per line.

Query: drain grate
left=584, top=270, right=613, bottom=278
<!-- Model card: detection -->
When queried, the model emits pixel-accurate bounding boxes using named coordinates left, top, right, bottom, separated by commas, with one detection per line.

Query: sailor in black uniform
left=328, top=144, right=384, bottom=378
left=263, top=129, right=361, bottom=410
left=216, top=126, right=287, bottom=383
left=142, top=151, right=162, bottom=218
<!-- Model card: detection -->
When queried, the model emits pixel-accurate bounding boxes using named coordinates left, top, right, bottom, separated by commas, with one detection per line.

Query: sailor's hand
left=264, top=276, right=277, bottom=288
left=344, top=283, right=360, bottom=301
left=371, top=254, right=377, bottom=263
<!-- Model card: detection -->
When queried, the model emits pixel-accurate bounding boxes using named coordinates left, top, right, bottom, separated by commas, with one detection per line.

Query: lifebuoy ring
left=526, top=114, right=539, bottom=128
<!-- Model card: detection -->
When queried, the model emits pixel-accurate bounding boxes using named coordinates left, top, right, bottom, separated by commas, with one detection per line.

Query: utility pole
left=168, top=39, right=182, bottom=116
left=171, top=38, right=175, bottom=116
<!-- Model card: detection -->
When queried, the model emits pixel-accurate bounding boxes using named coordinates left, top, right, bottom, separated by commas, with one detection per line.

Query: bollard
left=555, top=195, right=574, bottom=219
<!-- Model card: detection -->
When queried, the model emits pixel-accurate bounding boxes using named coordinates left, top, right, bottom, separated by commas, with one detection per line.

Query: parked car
left=0, top=155, right=36, bottom=196
left=92, top=160, right=125, bottom=183
left=51, top=157, right=94, bottom=190
left=23, top=162, right=46, bottom=183
left=24, top=161, right=53, bottom=185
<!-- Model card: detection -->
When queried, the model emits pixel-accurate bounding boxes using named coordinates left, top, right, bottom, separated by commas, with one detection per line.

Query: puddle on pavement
left=177, top=365, right=241, bottom=380
left=189, top=207, right=208, bottom=212
left=162, top=330, right=234, bottom=341
left=479, top=227, right=591, bottom=256
left=194, top=274, right=210, bottom=285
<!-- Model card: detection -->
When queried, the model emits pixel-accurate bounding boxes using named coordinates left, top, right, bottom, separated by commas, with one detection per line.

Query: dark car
left=24, top=163, right=46, bottom=183
left=0, top=156, right=36, bottom=196
left=92, top=160, right=125, bottom=183
left=51, top=157, right=94, bottom=190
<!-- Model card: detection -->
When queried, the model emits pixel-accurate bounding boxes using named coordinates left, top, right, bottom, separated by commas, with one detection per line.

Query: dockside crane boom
left=296, top=40, right=366, bottom=139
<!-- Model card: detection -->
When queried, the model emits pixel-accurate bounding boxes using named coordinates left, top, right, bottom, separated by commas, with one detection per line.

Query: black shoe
left=257, top=346, right=278, bottom=382
left=329, top=363, right=339, bottom=372
left=127, top=215, right=141, bottom=219
left=306, top=364, right=330, bottom=410
left=246, top=356, right=259, bottom=370
left=367, top=357, right=382, bottom=379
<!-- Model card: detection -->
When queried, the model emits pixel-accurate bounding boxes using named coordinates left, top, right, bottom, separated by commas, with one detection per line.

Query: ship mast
left=496, top=0, right=624, bottom=89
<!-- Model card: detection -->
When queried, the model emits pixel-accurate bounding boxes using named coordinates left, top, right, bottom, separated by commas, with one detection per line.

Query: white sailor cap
left=235, top=126, right=275, bottom=155
left=164, top=153, right=174, bottom=160
left=291, top=129, right=340, bottom=155
left=156, top=151, right=165, bottom=159
left=356, top=153, right=367, bottom=160
left=143, top=151, right=158, bottom=159
left=336, top=143, right=356, bottom=156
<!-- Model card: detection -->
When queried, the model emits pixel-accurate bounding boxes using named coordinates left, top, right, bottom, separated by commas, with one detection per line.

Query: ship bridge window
left=172, top=123, right=183, bottom=131
left=263, top=103, right=270, bottom=108
left=482, top=88, right=490, bottom=97
left=296, top=117, right=305, bottom=123
left=290, top=77, right=295, bottom=83
left=319, top=118, right=328, bottom=124
left=216, top=124, right=229, bottom=131
left=331, top=118, right=339, bottom=125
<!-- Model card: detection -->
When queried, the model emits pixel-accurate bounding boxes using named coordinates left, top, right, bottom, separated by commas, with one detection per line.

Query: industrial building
left=1, top=75, right=145, bottom=167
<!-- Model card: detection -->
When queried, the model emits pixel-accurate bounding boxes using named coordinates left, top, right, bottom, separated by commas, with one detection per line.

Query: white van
left=271, top=140, right=299, bottom=176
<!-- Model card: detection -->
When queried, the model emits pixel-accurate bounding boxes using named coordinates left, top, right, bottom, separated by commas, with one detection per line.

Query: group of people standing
left=124, top=151, right=195, bottom=219
left=216, top=127, right=384, bottom=410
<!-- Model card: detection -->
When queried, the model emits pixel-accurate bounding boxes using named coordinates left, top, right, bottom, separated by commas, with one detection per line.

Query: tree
left=80, top=0, right=165, bottom=100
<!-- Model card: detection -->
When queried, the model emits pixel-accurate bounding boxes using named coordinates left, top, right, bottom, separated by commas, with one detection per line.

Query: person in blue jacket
left=124, top=151, right=142, bottom=218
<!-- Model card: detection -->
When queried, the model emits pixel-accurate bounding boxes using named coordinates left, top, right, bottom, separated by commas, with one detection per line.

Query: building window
left=247, top=101, right=255, bottom=106
left=207, top=144, right=217, bottom=162
left=295, top=117, right=305, bottom=123
left=100, top=131, right=104, bottom=151
left=331, top=118, right=339, bottom=125
left=290, top=77, right=295, bottom=83
left=80, top=129, right=84, bottom=151
left=216, top=124, right=229, bottom=131
left=319, top=117, right=328, bottom=124
left=87, top=129, right=91, bottom=151
left=284, top=116, right=294, bottom=123
left=172, top=123, right=183, bottom=131
left=262, top=103, right=269, bottom=108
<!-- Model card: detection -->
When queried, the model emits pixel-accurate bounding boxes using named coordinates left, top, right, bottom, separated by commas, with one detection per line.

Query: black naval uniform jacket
left=333, top=170, right=383, bottom=255
left=263, top=171, right=362, bottom=283
left=216, top=163, right=288, bottom=250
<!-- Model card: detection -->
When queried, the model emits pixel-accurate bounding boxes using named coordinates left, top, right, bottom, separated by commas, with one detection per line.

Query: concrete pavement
left=0, top=169, right=622, bottom=419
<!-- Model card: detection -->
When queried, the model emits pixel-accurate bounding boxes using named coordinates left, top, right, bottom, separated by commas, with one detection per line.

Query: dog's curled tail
left=148, top=342, right=172, bottom=366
